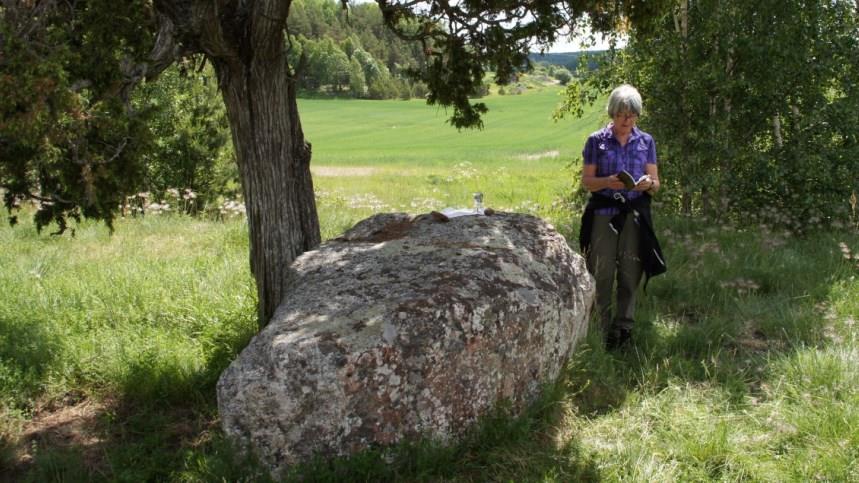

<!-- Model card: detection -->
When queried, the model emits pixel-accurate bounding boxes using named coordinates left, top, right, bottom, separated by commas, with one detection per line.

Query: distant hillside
left=529, top=51, right=607, bottom=72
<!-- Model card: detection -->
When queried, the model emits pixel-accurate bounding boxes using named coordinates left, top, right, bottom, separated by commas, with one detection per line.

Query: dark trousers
left=586, top=214, right=643, bottom=332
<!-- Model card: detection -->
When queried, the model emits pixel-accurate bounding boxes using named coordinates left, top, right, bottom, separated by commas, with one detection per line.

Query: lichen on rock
left=216, top=211, right=595, bottom=477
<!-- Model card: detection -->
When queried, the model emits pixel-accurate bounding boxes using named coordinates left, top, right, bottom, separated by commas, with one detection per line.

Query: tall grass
left=563, top=218, right=859, bottom=482
left=0, top=216, right=259, bottom=480
left=2, top=86, right=857, bottom=481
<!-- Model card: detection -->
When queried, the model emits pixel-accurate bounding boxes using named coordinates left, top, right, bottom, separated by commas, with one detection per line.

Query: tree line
left=287, top=0, right=429, bottom=99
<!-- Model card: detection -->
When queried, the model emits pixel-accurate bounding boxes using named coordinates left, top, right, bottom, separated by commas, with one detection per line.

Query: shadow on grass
left=7, top=311, right=604, bottom=482
left=4, top=396, right=246, bottom=483
left=3, top=311, right=260, bottom=482
left=0, top=316, right=66, bottom=474
left=563, top=219, right=858, bottom=417
left=8, top=369, right=602, bottom=482
left=0, top=316, right=64, bottom=409
left=283, top=385, right=601, bottom=483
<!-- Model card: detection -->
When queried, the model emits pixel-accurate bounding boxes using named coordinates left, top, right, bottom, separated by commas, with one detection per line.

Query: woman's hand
left=632, top=175, right=653, bottom=192
left=582, top=164, right=626, bottom=191
left=606, top=175, right=626, bottom=190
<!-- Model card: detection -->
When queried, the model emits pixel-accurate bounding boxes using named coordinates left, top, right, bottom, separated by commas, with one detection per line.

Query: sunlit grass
left=0, top=216, right=258, bottom=476
left=300, top=85, right=605, bottom=167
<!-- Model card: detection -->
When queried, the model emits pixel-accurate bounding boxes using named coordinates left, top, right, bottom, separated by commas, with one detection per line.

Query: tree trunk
left=773, top=112, right=783, bottom=149
left=682, top=189, right=693, bottom=215
left=213, top=51, right=320, bottom=328
left=675, top=0, right=692, bottom=217
left=146, top=1, right=322, bottom=328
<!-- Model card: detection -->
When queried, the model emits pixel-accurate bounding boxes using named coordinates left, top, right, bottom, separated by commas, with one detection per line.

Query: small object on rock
left=473, top=192, right=484, bottom=212
left=484, top=208, right=495, bottom=216
left=430, top=210, right=450, bottom=222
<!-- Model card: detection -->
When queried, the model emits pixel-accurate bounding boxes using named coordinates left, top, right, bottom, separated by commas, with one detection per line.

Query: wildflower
left=347, top=193, right=388, bottom=211
left=449, top=162, right=478, bottom=181
left=514, top=200, right=541, bottom=213
left=720, top=277, right=760, bottom=293
left=218, top=199, right=246, bottom=218
left=408, top=197, right=441, bottom=213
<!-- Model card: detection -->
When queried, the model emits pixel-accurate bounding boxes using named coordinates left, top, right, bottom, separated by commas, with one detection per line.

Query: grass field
left=301, top=86, right=604, bottom=239
left=2, top=85, right=858, bottom=481
left=301, top=85, right=603, bottom=166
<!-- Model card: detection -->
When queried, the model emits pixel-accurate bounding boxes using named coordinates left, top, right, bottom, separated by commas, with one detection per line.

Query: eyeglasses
left=613, top=112, right=639, bottom=121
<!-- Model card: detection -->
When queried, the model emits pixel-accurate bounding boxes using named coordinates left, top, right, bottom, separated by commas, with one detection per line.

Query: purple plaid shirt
left=583, top=124, right=657, bottom=215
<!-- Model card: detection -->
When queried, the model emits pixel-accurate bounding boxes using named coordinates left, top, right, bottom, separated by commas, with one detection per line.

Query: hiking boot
left=605, top=326, right=632, bottom=350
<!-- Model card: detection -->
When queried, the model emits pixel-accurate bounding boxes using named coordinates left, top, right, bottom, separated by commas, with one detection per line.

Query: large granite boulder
left=217, top=212, right=594, bottom=476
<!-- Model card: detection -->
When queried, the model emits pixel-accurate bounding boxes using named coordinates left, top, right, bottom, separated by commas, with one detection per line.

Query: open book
left=617, top=170, right=650, bottom=190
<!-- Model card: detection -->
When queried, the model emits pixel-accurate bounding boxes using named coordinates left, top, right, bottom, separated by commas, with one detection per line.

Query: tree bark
left=149, top=0, right=322, bottom=327
left=213, top=51, right=320, bottom=327
left=681, top=190, right=693, bottom=215
left=773, top=112, right=783, bottom=149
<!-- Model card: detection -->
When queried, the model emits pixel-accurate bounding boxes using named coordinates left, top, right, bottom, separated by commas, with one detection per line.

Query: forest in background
left=286, top=0, right=428, bottom=99
left=286, top=0, right=577, bottom=99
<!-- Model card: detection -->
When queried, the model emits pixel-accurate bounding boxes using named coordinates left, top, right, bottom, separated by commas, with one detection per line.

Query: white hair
left=607, top=84, right=643, bottom=117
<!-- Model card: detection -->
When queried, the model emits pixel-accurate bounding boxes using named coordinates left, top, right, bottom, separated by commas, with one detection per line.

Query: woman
left=578, top=84, right=666, bottom=348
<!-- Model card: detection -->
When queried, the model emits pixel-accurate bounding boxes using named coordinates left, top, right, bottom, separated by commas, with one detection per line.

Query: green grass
left=301, top=84, right=605, bottom=167
left=564, top=221, right=859, bottom=482
left=0, top=216, right=259, bottom=481
left=2, top=86, right=858, bottom=481
left=303, top=86, right=605, bottom=239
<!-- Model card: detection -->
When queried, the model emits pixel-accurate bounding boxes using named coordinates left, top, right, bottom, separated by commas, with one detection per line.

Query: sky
left=347, top=0, right=625, bottom=54
left=544, top=29, right=626, bottom=53
left=546, top=36, right=605, bottom=53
